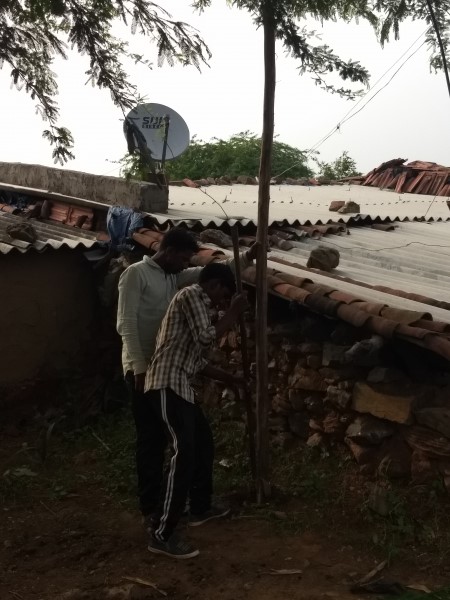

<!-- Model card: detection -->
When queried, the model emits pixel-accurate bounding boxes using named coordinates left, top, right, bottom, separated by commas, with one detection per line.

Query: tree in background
left=0, top=1, right=210, bottom=163
left=318, top=151, right=361, bottom=180
left=119, top=132, right=313, bottom=180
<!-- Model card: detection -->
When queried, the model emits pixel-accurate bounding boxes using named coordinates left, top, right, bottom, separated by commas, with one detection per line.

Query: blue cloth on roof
left=107, top=206, right=144, bottom=250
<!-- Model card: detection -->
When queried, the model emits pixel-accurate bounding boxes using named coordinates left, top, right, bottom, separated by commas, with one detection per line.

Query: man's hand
left=201, top=364, right=243, bottom=387
left=229, top=292, right=249, bottom=316
left=215, top=293, right=249, bottom=339
left=134, top=372, right=146, bottom=393
left=245, top=241, right=270, bottom=262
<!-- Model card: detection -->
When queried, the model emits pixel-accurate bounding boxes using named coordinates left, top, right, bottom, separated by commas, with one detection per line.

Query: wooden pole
left=231, top=225, right=257, bottom=483
left=255, top=15, right=276, bottom=503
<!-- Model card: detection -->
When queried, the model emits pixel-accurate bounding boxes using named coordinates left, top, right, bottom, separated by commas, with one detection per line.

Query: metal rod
left=161, top=115, right=170, bottom=171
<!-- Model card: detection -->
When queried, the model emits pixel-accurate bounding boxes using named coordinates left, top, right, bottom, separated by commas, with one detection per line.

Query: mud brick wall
left=204, top=309, right=450, bottom=489
left=0, top=250, right=96, bottom=385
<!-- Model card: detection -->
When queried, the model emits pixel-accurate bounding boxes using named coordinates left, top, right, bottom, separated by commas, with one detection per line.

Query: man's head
left=198, top=263, right=236, bottom=307
left=156, top=228, right=199, bottom=274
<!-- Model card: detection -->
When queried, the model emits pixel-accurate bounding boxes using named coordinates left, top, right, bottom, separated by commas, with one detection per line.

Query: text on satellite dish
left=143, top=116, right=166, bottom=129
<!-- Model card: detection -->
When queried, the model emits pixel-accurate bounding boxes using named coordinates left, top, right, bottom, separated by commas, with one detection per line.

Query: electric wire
left=273, top=31, right=428, bottom=179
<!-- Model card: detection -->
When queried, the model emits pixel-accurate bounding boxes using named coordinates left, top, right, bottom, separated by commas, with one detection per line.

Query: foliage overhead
left=194, top=0, right=450, bottom=97
left=0, top=0, right=210, bottom=163
left=119, top=131, right=313, bottom=180
left=317, top=150, right=361, bottom=180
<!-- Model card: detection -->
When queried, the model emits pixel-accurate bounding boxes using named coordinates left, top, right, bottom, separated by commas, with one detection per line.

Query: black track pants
left=129, top=381, right=214, bottom=537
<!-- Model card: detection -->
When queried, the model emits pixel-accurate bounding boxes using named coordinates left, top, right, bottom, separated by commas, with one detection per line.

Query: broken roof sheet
left=160, top=184, right=450, bottom=228
left=357, top=158, right=450, bottom=197
left=0, top=212, right=100, bottom=254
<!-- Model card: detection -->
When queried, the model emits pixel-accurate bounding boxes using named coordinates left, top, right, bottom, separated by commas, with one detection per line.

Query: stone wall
left=0, top=162, right=168, bottom=212
left=205, top=307, right=450, bottom=489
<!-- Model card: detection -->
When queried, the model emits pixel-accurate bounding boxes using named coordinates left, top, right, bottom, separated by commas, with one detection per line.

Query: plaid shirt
left=145, top=284, right=216, bottom=403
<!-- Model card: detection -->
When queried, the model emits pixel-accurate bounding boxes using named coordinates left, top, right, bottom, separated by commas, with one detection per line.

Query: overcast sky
left=1, top=1, right=449, bottom=177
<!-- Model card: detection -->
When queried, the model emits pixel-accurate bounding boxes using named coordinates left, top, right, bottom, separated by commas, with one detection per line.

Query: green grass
left=0, top=409, right=136, bottom=506
left=2, top=406, right=450, bottom=572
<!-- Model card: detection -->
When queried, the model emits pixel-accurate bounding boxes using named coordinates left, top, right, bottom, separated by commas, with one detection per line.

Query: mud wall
left=0, top=250, right=96, bottom=384
left=0, top=163, right=168, bottom=213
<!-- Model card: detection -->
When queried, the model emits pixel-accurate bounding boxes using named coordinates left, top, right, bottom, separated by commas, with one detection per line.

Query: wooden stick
left=255, top=16, right=276, bottom=503
left=231, top=225, right=257, bottom=482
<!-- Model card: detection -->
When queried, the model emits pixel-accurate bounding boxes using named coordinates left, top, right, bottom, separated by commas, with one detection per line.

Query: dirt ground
left=2, top=500, right=446, bottom=600
left=1, top=408, right=449, bottom=600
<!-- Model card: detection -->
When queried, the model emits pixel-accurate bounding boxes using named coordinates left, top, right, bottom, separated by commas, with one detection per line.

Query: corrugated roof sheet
left=268, top=221, right=450, bottom=306
left=0, top=212, right=100, bottom=254
left=159, top=184, right=450, bottom=228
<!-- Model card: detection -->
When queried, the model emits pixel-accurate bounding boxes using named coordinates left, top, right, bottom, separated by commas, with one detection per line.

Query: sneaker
left=188, top=505, right=231, bottom=527
left=148, top=533, right=199, bottom=559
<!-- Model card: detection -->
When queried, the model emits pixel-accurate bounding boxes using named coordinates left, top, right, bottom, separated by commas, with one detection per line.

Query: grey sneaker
left=148, top=533, right=199, bottom=559
left=188, top=505, right=231, bottom=527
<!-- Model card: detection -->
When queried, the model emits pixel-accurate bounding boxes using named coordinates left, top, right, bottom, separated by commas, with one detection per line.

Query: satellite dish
left=123, top=103, right=190, bottom=162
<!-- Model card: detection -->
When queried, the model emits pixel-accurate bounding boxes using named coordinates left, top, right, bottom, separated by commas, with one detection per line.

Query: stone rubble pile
left=203, top=313, right=450, bottom=489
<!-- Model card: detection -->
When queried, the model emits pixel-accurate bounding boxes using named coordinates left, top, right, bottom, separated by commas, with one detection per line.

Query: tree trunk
left=255, top=15, right=276, bottom=504
left=426, top=0, right=450, bottom=99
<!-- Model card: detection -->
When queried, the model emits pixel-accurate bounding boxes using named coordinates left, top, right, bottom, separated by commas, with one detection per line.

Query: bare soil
left=1, top=409, right=449, bottom=600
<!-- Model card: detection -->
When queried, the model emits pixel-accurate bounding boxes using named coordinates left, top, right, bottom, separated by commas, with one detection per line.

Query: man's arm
left=179, top=289, right=217, bottom=350
left=179, top=289, right=249, bottom=349
left=200, top=364, right=246, bottom=388
left=117, top=266, right=147, bottom=390
left=214, top=294, right=249, bottom=339
left=176, top=243, right=260, bottom=288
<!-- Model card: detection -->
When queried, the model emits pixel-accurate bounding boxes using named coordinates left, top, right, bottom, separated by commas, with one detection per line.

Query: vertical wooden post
left=255, top=14, right=276, bottom=503
left=231, top=225, right=257, bottom=483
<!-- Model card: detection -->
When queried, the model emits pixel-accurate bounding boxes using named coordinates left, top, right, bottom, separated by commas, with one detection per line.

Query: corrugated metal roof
left=266, top=221, right=450, bottom=311
left=161, top=184, right=450, bottom=227
left=0, top=213, right=100, bottom=254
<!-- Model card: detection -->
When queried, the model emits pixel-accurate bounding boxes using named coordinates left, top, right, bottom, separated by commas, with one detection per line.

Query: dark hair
left=160, top=228, right=199, bottom=253
left=199, top=263, right=236, bottom=294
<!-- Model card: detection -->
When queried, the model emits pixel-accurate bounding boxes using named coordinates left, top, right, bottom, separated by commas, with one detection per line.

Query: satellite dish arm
left=124, top=118, right=161, bottom=187
left=161, top=115, right=170, bottom=171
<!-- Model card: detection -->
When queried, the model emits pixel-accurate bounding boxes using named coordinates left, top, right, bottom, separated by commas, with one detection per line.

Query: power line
left=273, top=31, right=428, bottom=179
left=321, top=29, right=427, bottom=136
left=337, top=40, right=426, bottom=129
left=309, top=238, right=450, bottom=253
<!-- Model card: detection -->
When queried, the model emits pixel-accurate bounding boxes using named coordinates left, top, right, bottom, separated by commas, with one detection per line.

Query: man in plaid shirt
left=145, top=263, right=248, bottom=559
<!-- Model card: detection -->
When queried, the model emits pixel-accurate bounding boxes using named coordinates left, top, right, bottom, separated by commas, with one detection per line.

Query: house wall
left=0, top=162, right=168, bottom=213
left=0, top=250, right=96, bottom=384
